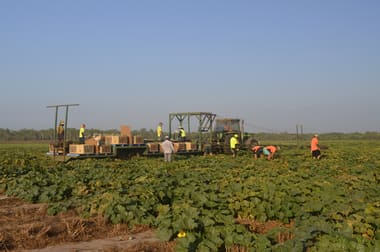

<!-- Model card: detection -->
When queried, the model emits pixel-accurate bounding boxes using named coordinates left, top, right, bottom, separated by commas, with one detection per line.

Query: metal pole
left=241, top=119, right=244, bottom=143
left=187, top=114, right=190, bottom=140
left=53, top=107, right=58, bottom=160
left=63, top=105, right=69, bottom=161
left=54, top=107, right=58, bottom=142
left=168, top=114, right=172, bottom=139
left=296, top=124, right=299, bottom=148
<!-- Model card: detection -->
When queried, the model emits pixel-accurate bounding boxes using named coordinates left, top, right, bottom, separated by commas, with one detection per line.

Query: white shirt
left=161, top=140, right=174, bottom=154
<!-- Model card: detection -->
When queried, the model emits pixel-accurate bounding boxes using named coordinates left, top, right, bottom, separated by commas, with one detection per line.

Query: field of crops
left=1, top=140, right=380, bottom=251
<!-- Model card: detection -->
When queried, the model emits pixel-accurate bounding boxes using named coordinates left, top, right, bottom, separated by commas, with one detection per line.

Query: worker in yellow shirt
left=179, top=126, right=186, bottom=141
left=230, top=134, right=239, bottom=158
left=156, top=122, right=163, bottom=141
left=79, top=124, right=86, bottom=144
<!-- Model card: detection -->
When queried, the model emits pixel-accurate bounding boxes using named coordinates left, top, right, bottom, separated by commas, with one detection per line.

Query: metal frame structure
left=47, top=104, right=79, bottom=161
left=168, top=112, right=216, bottom=151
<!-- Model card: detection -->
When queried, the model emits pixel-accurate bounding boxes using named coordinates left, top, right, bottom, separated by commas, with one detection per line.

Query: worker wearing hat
left=79, top=124, right=86, bottom=144
left=161, top=136, right=175, bottom=162
left=179, top=126, right=186, bottom=141
left=156, top=122, right=163, bottom=141
left=230, top=134, right=239, bottom=158
left=57, top=120, right=65, bottom=145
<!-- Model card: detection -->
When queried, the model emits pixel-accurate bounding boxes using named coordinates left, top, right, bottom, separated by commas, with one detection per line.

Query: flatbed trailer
left=47, top=144, right=147, bottom=161
left=47, top=142, right=204, bottom=162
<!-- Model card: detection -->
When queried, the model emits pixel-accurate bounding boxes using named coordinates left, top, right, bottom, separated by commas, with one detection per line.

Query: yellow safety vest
left=157, top=125, right=162, bottom=137
left=180, top=129, right=186, bottom=137
left=230, top=136, right=238, bottom=149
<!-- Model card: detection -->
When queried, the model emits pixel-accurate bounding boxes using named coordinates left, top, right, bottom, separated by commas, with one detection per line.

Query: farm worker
left=179, top=126, right=186, bottom=141
left=57, top=120, right=65, bottom=145
left=251, top=145, right=263, bottom=159
left=311, top=134, right=321, bottom=159
left=79, top=124, right=86, bottom=144
left=263, top=145, right=277, bottom=160
left=230, top=134, right=239, bottom=158
left=161, top=136, right=175, bottom=162
left=156, top=122, right=163, bottom=141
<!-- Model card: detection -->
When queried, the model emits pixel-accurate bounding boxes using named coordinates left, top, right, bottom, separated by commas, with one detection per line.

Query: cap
left=165, top=136, right=169, bottom=139
left=234, top=134, right=238, bottom=137
left=314, top=134, right=319, bottom=137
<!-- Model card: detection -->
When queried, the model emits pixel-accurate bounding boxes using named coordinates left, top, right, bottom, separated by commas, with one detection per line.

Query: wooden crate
left=85, top=138, right=97, bottom=145
left=133, top=136, right=144, bottom=144
left=173, top=143, right=186, bottom=152
left=120, top=125, right=131, bottom=137
left=186, top=142, right=197, bottom=151
left=119, top=136, right=129, bottom=144
left=69, top=144, right=94, bottom=154
left=105, top=136, right=119, bottom=144
left=147, top=143, right=159, bottom=153
left=105, top=135, right=129, bottom=145
left=100, top=145, right=112, bottom=154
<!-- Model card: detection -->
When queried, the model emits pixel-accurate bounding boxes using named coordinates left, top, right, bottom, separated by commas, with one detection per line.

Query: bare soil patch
left=0, top=195, right=174, bottom=252
left=0, top=195, right=293, bottom=251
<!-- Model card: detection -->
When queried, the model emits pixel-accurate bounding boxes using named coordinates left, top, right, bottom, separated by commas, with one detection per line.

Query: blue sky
left=1, top=0, right=379, bottom=133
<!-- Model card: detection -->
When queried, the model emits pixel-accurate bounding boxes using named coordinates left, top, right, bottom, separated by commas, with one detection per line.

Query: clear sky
left=1, top=0, right=379, bottom=133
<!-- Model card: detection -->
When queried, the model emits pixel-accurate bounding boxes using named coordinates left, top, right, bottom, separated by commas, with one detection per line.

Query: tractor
left=211, top=118, right=259, bottom=154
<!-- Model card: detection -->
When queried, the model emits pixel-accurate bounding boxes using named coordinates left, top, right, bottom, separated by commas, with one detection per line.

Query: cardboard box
left=69, top=144, right=94, bottom=154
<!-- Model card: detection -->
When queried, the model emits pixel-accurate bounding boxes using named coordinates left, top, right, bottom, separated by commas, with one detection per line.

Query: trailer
left=46, top=106, right=252, bottom=161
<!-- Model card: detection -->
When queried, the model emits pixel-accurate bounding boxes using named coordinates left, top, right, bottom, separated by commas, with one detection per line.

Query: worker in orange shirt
left=263, top=145, right=278, bottom=160
left=251, top=145, right=263, bottom=159
left=311, top=134, right=321, bottom=159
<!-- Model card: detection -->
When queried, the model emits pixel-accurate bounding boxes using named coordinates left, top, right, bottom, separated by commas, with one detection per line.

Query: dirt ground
left=0, top=195, right=293, bottom=252
left=0, top=195, right=175, bottom=252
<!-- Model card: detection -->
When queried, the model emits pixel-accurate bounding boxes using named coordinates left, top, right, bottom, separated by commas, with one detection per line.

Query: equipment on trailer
left=46, top=104, right=79, bottom=161
left=46, top=104, right=148, bottom=161
left=167, top=112, right=258, bottom=154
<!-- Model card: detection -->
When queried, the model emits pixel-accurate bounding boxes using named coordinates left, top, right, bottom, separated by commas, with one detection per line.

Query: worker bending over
left=251, top=145, right=263, bottom=159
left=263, top=145, right=278, bottom=160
